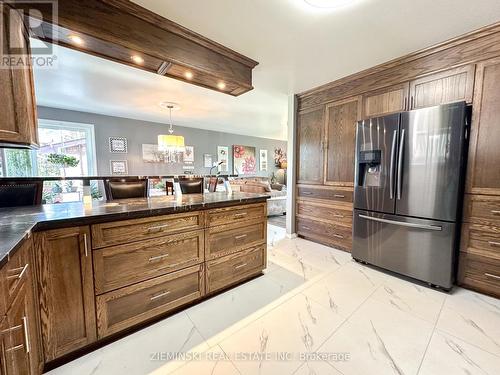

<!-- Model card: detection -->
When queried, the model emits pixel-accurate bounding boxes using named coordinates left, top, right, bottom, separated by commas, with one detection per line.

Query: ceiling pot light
left=184, top=71, right=193, bottom=80
left=217, top=81, right=226, bottom=90
left=303, top=0, right=356, bottom=8
left=131, top=55, right=144, bottom=64
left=68, top=35, right=84, bottom=45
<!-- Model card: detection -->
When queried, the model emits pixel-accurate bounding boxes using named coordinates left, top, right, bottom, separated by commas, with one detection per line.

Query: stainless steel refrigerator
left=352, top=102, right=469, bottom=289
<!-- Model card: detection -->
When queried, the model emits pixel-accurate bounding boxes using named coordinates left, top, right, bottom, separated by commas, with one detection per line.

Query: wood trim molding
left=298, top=21, right=500, bottom=109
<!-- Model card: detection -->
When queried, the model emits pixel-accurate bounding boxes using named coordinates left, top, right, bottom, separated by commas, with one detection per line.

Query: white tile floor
left=48, top=224, right=500, bottom=375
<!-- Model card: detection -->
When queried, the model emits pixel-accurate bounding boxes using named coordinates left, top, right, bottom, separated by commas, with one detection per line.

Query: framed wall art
left=110, top=160, right=128, bottom=175
left=259, top=149, right=268, bottom=172
left=233, top=145, right=256, bottom=175
left=109, top=137, right=128, bottom=153
left=217, top=146, right=229, bottom=172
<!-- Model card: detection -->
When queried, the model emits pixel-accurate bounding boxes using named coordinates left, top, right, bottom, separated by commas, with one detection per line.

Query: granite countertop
left=0, top=192, right=270, bottom=267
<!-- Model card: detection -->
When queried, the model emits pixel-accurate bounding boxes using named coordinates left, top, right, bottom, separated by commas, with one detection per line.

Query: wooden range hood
left=29, top=0, right=259, bottom=96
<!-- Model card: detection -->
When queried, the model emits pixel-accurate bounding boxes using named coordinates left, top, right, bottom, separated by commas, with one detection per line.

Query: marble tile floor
left=47, top=224, right=500, bottom=375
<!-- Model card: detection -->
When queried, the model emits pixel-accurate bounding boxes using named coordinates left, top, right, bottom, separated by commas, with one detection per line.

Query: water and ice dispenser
left=357, top=149, right=382, bottom=187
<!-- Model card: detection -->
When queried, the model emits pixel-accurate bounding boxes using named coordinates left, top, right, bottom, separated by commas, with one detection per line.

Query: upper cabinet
left=362, top=83, right=409, bottom=119
left=296, top=106, right=325, bottom=185
left=325, top=97, right=362, bottom=186
left=467, top=58, right=500, bottom=196
left=0, top=6, right=38, bottom=148
left=409, top=65, right=475, bottom=109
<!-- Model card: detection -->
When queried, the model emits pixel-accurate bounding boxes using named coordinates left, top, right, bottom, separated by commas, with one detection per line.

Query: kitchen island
left=0, top=192, right=269, bottom=373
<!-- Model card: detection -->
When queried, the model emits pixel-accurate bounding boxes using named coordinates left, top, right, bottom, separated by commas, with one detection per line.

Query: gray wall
left=37, top=106, right=287, bottom=178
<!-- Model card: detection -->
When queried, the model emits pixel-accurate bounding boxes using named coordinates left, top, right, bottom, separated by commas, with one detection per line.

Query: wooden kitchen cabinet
left=324, top=96, right=361, bottom=186
left=466, top=58, right=500, bottom=196
left=362, top=82, right=410, bottom=118
left=0, top=5, right=38, bottom=147
left=34, top=226, right=97, bottom=362
left=409, top=65, right=475, bottom=109
left=296, top=106, right=325, bottom=185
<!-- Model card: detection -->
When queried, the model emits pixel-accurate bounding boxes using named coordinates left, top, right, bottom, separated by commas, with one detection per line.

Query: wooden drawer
left=464, top=194, right=500, bottom=226
left=206, top=220, right=266, bottom=260
left=91, top=211, right=205, bottom=249
left=461, top=223, right=500, bottom=259
left=297, top=200, right=352, bottom=227
left=96, top=264, right=204, bottom=338
left=458, top=252, right=500, bottom=298
left=207, top=203, right=266, bottom=227
left=297, top=185, right=353, bottom=204
left=296, top=217, right=352, bottom=252
left=94, top=230, right=205, bottom=294
left=206, top=245, right=266, bottom=294
left=2, top=239, right=30, bottom=308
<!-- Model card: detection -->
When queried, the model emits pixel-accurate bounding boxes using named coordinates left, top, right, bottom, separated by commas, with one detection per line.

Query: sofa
left=229, top=177, right=286, bottom=216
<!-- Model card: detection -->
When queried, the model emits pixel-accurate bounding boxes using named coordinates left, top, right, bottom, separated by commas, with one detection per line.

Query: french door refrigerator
left=352, top=102, right=468, bottom=289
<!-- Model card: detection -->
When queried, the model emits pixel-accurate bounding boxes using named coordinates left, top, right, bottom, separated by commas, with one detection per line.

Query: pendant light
left=158, top=102, right=185, bottom=162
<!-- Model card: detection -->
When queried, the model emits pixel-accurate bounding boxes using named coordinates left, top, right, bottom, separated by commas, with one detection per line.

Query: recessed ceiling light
left=131, top=55, right=144, bottom=64
left=304, top=0, right=356, bottom=8
left=217, top=81, right=226, bottom=90
left=68, top=35, right=84, bottom=45
left=184, top=71, right=193, bottom=80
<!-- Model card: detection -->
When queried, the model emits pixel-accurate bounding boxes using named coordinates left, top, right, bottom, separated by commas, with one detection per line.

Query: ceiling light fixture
left=303, top=0, right=356, bottom=9
left=68, top=35, right=84, bottom=45
left=158, top=102, right=184, bottom=162
left=217, top=81, right=226, bottom=90
left=184, top=71, right=194, bottom=80
left=131, top=55, right=144, bottom=64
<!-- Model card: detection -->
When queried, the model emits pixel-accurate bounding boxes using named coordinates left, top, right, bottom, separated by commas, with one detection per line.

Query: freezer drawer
left=352, top=210, right=457, bottom=289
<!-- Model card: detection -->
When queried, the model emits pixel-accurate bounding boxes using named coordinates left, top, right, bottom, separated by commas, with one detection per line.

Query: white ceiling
left=33, top=0, right=500, bottom=141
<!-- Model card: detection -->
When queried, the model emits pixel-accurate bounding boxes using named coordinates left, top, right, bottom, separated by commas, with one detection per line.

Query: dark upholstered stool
left=103, top=178, right=148, bottom=200
left=0, top=180, right=43, bottom=208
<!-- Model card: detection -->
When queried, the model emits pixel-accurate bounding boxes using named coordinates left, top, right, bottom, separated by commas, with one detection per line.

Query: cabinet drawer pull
left=332, top=214, right=345, bottom=218
left=488, top=241, right=500, bottom=247
left=234, top=212, right=248, bottom=218
left=334, top=194, right=345, bottom=199
left=148, top=253, right=170, bottom=262
left=491, top=210, right=500, bottom=216
left=302, top=191, right=313, bottom=195
left=150, top=290, right=171, bottom=301
left=83, top=233, right=89, bottom=257
left=234, top=234, right=248, bottom=240
left=5, top=344, right=24, bottom=353
left=148, top=223, right=169, bottom=232
left=234, top=262, right=248, bottom=270
left=485, top=273, right=500, bottom=281
left=302, top=226, right=311, bottom=230
left=333, top=234, right=344, bottom=239
left=22, top=317, right=30, bottom=354
left=7, top=264, right=28, bottom=280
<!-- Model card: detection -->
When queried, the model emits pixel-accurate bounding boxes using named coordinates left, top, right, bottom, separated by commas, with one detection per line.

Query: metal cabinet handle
left=234, top=234, right=247, bottom=240
left=485, top=273, right=500, bottom=281
left=302, top=226, right=311, bottom=230
left=150, top=290, right=171, bottom=301
left=397, top=128, right=406, bottom=200
left=359, top=214, right=442, bottom=231
left=83, top=233, right=88, bottom=257
left=22, top=317, right=30, bottom=354
left=491, top=210, right=500, bottom=216
left=148, top=223, right=169, bottom=232
left=488, top=241, right=500, bottom=247
left=149, top=253, right=170, bottom=262
left=333, top=234, right=344, bottom=239
left=332, top=214, right=345, bottom=218
left=234, top=212, right=248, bottom=218
left=302, top=191, right=313, bottom=195
left=234, top=263, right=248, bottom=270
left=334, top=194, right=345, bottom=199
left=6, top=264, right=28, bottom=280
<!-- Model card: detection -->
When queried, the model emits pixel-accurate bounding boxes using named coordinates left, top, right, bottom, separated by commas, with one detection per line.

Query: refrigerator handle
left=389, top=130, right=398, bottom=199
left=397, top=128, right=406, bottom=200
left=359, top=214, right=442, bottom=231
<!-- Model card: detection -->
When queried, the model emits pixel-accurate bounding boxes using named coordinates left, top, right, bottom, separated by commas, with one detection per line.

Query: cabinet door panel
left=362, top=82, right=409, bottom=118
left=35, top=226, right=96, bottom=362
left=0, top=6, right=38, bottom=147
left=467, top=58, right=500, bottom=195
left=296, top=106, right=325, bottom=184
left=410, top=65, right=475, bottom=109
left=325, top=97, right=361, bottom=186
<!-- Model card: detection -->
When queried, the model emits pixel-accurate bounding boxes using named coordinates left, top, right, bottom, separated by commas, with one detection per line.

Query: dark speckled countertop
left=0, top=192, right=269, bottom=267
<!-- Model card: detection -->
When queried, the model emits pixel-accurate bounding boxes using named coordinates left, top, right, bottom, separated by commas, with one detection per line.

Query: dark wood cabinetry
left=362, top=82, right=410, bottom=118
left=296, top=106, right=325, bottom=185
left=0, top=6, right=38, bottom=147
left=34, top=227, right=96, bottom=362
